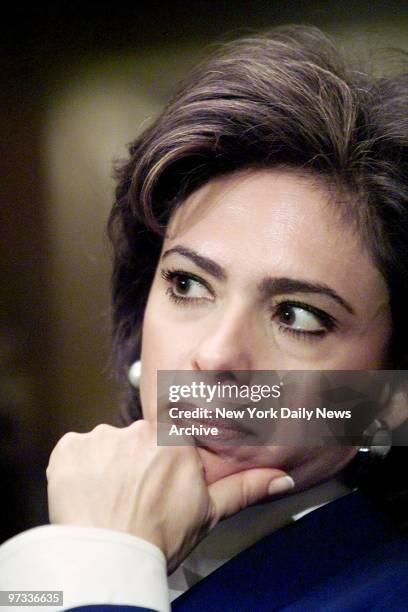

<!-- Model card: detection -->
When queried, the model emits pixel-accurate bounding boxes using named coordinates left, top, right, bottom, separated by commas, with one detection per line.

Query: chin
left=196, top=444, right=285, bottom=484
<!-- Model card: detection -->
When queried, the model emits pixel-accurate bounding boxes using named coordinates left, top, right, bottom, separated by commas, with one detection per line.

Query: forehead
left=164, top=168, right=388, bottom=309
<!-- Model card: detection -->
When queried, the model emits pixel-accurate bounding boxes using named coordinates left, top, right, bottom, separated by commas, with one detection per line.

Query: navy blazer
left=70, top=490, right=408, bottom=611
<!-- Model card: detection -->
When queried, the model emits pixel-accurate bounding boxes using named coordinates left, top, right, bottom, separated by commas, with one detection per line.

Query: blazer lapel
left=172, top=490, right=404, bottom=610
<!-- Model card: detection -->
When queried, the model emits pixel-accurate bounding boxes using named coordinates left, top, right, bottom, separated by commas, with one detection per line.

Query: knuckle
left=92, top=423, right=115, bottom=436
left=45, top=461, right=53, bottom=481
left=47, top=431, right=82, bottom=476
left=52, top=431, right=79, bottom=454
left=132, top=418, right=150, bottom=430
left=127, top=419, right=153, bottom=438
left=239, top=476, right=252, bottom=509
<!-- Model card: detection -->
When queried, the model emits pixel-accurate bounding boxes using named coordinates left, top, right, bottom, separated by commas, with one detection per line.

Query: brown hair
left=108, top=25, right=408, bottom=422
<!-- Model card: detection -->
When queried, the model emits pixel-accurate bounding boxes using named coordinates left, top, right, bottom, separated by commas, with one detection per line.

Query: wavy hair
left=108, top=25, right=408, bottom=526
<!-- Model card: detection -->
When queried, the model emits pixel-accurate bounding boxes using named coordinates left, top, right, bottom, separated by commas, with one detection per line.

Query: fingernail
left=268, top=475, right=295, bottom=496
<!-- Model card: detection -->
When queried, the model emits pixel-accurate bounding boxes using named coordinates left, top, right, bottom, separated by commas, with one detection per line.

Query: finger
left=207, top=468, right=295, bottom=527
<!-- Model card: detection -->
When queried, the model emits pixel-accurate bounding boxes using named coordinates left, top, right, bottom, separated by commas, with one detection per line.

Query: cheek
left=139, top=291, right=191, bottom=421
left=329, top=327, right=391, bottom=369
left=287, top=446, right=358, bottom=492
left=197, top=444, right=357, bottom=486
left=141, top=294, right=188, bottom=369
left=141, top=276, right=208, bottom=372
left=139, top=303, right=161, bottom=422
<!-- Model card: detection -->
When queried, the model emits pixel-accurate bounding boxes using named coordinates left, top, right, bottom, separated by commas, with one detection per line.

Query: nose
left=190, top=302, right=256, bottom=375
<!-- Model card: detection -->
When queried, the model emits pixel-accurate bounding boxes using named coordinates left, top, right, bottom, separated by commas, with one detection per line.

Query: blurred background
left=1, top=1, right=407, bottom=541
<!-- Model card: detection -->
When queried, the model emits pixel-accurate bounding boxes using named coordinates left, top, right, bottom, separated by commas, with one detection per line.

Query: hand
left=47, top=420, right=292, bottom=572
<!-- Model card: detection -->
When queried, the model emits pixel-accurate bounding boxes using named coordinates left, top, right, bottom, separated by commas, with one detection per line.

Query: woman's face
left=140, top=168, right=392, bottom=489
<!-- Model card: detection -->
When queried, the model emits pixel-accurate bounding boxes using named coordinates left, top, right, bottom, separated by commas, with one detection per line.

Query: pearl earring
left=128, top=360, right=141, bottom=389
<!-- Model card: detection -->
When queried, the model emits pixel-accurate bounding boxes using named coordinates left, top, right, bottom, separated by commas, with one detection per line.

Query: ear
left=376, top=382, right=408, bottom=431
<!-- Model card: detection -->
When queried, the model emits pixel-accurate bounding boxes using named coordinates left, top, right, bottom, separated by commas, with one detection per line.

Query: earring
left=359, top=418, right=392, bottom=460
left=344, top=418, right=392, bottom=488
left=128, top=360, right=141, bottom=389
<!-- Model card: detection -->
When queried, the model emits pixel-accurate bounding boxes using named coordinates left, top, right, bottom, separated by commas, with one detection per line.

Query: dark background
left=1, top=1, right=407, bottom=541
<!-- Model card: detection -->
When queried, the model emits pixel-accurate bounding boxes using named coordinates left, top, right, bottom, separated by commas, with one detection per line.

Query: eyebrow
left=257, top=277, right=354, bottom=314
left=162, top=246, right=227, bottom=280
left=161, top=245, right=354, bottom=314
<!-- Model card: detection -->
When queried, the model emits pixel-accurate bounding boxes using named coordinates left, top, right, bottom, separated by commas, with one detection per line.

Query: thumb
left=207, top=468, right=295, bottom=528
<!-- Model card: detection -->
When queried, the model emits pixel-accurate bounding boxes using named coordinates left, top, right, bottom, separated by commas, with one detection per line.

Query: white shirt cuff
left=0, top=525, right=170, bottom=612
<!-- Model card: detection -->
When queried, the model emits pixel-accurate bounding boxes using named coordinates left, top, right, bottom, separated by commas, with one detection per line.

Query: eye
left=273, top=300, right=336, bottom=339
left=160, top=268, right=213, bottom=304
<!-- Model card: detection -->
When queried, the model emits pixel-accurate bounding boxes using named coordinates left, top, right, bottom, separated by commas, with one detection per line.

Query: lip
left=162, top=401, right=258, bottom=445
left=179, top=416, right=253, bottom=441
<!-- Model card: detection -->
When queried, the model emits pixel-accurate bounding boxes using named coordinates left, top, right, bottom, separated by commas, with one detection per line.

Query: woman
left=1, top=25, right=407, bottom=611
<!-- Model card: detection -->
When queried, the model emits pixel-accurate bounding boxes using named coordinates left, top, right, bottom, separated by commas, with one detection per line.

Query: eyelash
left=160, top=268, right=337, bottom=341
left=161, top=268, right=213, bottom=305
left=273, top=302, right=335, bottom=341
